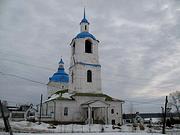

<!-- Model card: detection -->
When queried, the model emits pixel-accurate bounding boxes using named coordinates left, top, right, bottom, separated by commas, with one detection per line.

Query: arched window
left=87, top=70, right=92, bottom=82
left=64, top=107, right=68, bottom=116
left=85, top=40, right=92, bottom=53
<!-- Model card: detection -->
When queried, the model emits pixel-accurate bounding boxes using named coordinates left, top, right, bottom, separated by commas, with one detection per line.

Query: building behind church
left=38, top=9, right=124, bottom=125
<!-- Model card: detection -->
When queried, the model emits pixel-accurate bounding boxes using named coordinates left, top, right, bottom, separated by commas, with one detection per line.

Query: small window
left=111, top=109, right=114, bottom=114
left=72, top=42, right=75, bottom=55
left=85, top=40, right=92, bottom=53
left=62, top=86, right=64, bottom=89
left=112, top=119, right=115, bottom=125
left=85, top=25, right=87, bottom=30
left=87, top=70, right=92, bottom=82
left=64, top=107, right=68, bottom=116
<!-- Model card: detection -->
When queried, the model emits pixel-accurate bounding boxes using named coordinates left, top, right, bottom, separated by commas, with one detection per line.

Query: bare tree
left=168, top=91, right=180, bottom=119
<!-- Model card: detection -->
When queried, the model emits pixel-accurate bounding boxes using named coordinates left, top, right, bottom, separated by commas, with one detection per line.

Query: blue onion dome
left=49, top=58, right=69, bottom=83
left=75, top=32, right=96, bottom=40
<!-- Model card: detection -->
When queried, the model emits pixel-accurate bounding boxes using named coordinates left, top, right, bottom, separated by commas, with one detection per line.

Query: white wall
left=107, top=101, right=123, bottom=125
left=70, top=38, right=99, bottom=65
left=69, top=64, right=101, bottom=93
left=69, top=38, right=101, bottom=93
left=41, top=96, right=123, bottom=125
left=47, top=82, right=69, bottom=98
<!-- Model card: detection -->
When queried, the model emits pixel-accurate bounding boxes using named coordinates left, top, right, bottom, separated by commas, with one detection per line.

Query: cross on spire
left=80, top=8, right=89, bottom=24
left=84, top=7, right=86, bottom=19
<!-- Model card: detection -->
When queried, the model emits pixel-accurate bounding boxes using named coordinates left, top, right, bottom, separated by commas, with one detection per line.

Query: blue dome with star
left=49, top=59, right=69, bottom=83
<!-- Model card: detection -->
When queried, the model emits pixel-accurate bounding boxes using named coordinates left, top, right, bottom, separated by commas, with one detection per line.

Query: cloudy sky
left=0, top=0, right=180, bottom=113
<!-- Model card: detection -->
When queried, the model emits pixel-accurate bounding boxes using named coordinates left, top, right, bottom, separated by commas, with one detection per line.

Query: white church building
left=39, top=9, right=124, bottom=125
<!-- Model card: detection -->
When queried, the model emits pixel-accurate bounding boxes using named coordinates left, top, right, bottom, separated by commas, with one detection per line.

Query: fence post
left=0, top=100, right=13, bottom=135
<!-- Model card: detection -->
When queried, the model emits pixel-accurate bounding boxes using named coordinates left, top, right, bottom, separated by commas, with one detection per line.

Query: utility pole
left=39, top=94, right=43, bottom=125
left=162, top=96, right=168, bottom=134
left=130, top=102, right=134, bottom=123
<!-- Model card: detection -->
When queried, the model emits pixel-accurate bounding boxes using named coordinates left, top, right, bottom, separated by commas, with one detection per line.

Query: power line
left=0, top=71, right=46, bottom=85
left=0, top=58, right=54, bottom=71
left=125, top=96, right=164, bottom=103
left=0, top=57, right=161, bottom=84
left=0, top=70, right=169, bottom=99
left=123, top=96, right=165, bottom=105
left=124, top=99, right=163, bottom=105
left=0, top=71, right=166, bottom=106
left=0, top=57, right=178, bottom=91
left=0, top=57, right=173, bottom=99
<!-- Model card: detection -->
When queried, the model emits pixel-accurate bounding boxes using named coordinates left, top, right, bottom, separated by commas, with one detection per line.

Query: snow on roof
left=61, top=92, right=73, bottom=99
left=45, top=94, right=59, bottom=102
left=45, top=91, right=74, bottom=103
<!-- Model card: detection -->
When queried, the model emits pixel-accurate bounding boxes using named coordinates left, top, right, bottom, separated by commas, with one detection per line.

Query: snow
left=0, top=133, right=163, bottom=135
left=0, top=120, right=141, bottom=133
left=61, top=92, right=73, bottom=99
left=45, top=94, right=59, bottom=102
left=1, top=119, right=179, bottom=134
left=45, top=92, right=73, bottom=102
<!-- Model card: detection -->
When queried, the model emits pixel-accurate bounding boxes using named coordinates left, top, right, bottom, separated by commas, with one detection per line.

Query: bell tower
left=69, top=9, right=101, bottom=93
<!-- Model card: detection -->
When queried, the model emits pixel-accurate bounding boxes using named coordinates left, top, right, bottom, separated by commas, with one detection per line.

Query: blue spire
left=80, top=8, right=89, bottom=24
left=83, top=7, right=86, bottom=19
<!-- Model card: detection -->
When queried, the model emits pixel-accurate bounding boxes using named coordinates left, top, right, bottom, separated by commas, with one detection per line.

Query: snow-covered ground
left=0, top=133, right=163, bottom=135
left=0, top=120, right=117, bottom=133
left=0, top=119, right=180, bottom=134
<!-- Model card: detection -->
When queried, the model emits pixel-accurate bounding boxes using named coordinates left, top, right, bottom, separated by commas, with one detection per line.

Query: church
left=39, top=9, right=124, bottom=125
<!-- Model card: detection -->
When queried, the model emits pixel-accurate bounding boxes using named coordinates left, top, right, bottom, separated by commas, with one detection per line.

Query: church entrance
left=81, top=100, right=109, bottom=124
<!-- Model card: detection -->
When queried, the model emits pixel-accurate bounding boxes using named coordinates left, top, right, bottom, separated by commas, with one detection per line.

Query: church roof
left=45, top=90, right=74, bottom=102
left=81, top=100, right=109, bottom=106
left=73, top=92, right=125, bottom=102
left=80, top=17, right=89, bottom=24
left=49, top=68, right=69, bottom=83
left=75, top=32, right=96, bottom=40
left=49, top=59, right=69, bottom=83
